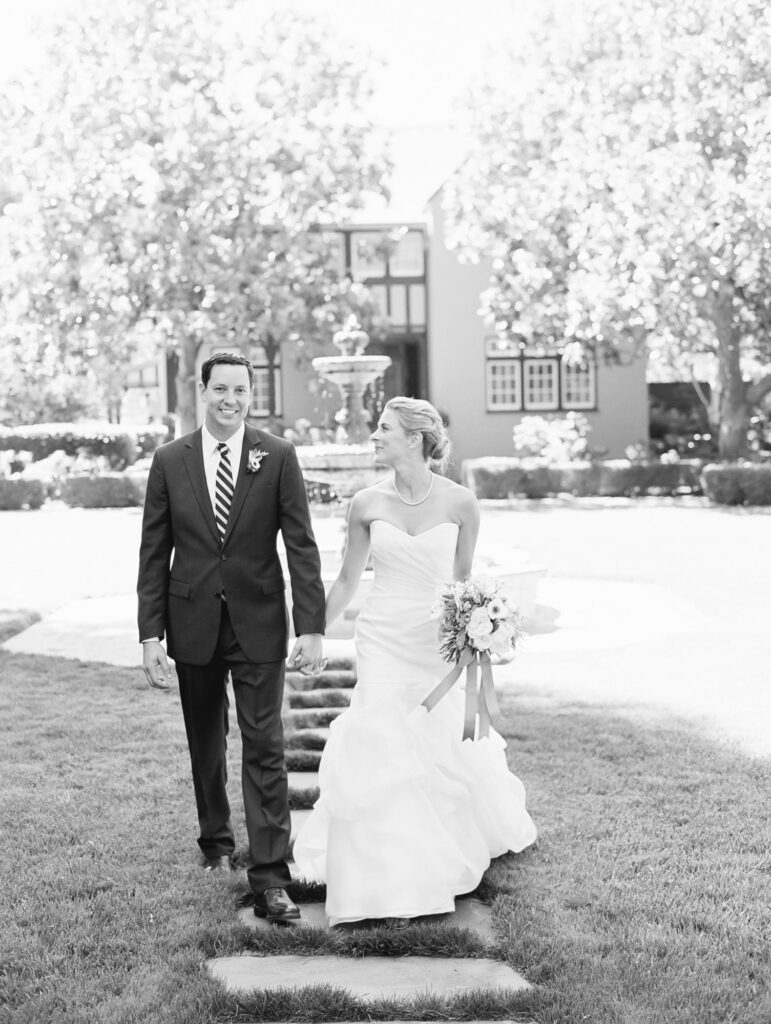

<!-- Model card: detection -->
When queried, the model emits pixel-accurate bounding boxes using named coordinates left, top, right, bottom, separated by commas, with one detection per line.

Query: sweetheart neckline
left=370, top=519, right=459, bottom=539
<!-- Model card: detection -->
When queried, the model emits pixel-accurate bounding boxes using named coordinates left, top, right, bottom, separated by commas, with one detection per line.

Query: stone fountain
left=312, top=315, right=391, bottom=445
left=293, top=316, right=391, bottom=501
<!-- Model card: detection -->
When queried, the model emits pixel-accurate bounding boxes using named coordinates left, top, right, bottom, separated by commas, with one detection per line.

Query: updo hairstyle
left=384, top=397, right=451, bottom=471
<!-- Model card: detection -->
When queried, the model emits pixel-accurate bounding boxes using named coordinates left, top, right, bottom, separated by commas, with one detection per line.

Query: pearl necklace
left=393, top=473, right=434, bottom=506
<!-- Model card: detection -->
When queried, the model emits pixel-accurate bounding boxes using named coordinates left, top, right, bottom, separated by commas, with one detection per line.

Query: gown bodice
left=368, top=519, right=459, bottom=598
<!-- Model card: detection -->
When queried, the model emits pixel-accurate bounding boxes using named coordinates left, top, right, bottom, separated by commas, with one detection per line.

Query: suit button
left=221, top=554, right=227, bottom=561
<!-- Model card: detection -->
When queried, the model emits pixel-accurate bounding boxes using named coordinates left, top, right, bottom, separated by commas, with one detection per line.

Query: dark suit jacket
left=137, top=424, right=325, bottom=665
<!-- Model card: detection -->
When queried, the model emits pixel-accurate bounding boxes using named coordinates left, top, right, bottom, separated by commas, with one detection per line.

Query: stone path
left=207, top=954, right=530, bottom=999
left=204, top=649, right=529, bottom=1009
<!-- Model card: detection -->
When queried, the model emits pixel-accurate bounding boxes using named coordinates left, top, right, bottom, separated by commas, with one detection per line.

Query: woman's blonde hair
left=384, top=397, right=451, bottom=471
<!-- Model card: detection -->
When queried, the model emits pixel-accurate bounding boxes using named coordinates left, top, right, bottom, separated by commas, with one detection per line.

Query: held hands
left=288, top=634, right=326, bottom=676
left=142, top=640, right=173, bottom=690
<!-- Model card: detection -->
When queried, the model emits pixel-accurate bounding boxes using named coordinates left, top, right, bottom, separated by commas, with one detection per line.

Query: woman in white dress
left=293, top=397, right=537, bottom=925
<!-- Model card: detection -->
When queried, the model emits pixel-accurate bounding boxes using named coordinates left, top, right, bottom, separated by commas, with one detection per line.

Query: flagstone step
left=288, top=772, right=319, bottom=809
left=206, top=953, right=530, bottom=998
left=286, top=669, right=357, bottom=691
left=287, top=771, right=319, bottom=791
left=285, top=748, right=321, bottom=771
left=284, top=727, right=330, bottom=751
left=239, top=896, right=497, bottom=944
left=288, top=688, right=352, bottom=709
left=284, top=707, right=344, bottom=730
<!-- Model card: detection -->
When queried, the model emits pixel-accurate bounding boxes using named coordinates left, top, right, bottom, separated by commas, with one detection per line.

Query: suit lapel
left=222, top=425, right=260, bottom=546
left=182, top=429, right=221, bottom=546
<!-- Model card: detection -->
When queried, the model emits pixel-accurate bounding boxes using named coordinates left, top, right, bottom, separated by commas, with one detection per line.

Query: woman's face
left=370, top=408, right=414, bottom=466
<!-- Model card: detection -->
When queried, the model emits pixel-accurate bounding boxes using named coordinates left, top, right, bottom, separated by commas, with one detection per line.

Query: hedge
left=0, top=423, right=168, bottom=467
left=701, top=463, right=771, bottom=505
left=0, top=478, right=47, bottom=510
left=462, top=458, right=704, bottom=499
left=59, top=473, right=146, bottom=508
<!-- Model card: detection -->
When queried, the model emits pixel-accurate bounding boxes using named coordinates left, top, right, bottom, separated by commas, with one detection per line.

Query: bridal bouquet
left=422, top=576, right=523, bottom=741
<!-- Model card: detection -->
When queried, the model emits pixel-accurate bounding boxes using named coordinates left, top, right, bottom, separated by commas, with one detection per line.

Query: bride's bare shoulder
left=434, top=475, right=477, bottom=502
left=349, top=481, right=390, bottom=517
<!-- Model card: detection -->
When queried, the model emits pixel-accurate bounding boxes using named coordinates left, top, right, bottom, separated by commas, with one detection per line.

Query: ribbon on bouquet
left=421, top=647, right=501, bottom=741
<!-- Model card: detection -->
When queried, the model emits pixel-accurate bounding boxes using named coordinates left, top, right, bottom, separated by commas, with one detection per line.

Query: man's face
left=199, top=363, right=252, bottom=439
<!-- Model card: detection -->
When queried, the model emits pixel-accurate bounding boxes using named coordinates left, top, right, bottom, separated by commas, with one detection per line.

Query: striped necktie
left=214, top=442, right=234, bottom=540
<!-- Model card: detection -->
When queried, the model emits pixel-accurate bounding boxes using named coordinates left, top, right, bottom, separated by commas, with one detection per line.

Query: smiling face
left=370, top=408, right=417, bottom=466
left=199, top=363, right=252, bottom=440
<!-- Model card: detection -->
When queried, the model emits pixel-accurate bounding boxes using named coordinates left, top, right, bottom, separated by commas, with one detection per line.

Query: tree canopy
left=0, top=0, right=389, bottom=429
left=445, top=0, right=771, bottom=459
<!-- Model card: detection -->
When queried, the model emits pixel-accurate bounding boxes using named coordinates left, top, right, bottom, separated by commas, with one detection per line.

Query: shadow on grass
left=0, top=651, right=768, bottom=1024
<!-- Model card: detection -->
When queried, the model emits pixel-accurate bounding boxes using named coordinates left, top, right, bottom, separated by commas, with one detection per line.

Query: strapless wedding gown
left=292, top=519, right=537, bottom=925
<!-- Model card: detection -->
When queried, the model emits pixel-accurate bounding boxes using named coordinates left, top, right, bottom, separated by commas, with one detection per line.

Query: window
left=249, top=346, right=281, bottom=417
left=485, top=341, right=597, bottom=412
left=523, top=359, right=559, bottom=410
left=486, top=360, right=522, bottom=410
left=561, top=359, right=596, bottom=409
left=409, top=284, right=426, bottom=328
left=389, top=231, right=424, bottom=276
left=350, top=231, right=388, bottom=278
left=368, top=284, right=388, bottom=320
left=389, top=285, right=408, bottom=328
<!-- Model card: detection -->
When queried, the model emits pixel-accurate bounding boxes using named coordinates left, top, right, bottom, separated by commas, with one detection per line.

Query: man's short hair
left=201, top=351, right=254, bottom=388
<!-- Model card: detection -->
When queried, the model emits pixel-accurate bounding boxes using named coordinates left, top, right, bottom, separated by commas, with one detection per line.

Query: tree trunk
left=714, top=284, right=748, bottom=461
left=175, top=335, right=199, bottom=435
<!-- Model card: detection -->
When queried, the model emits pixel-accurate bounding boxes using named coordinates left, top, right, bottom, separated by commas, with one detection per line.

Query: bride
left=293, top=397, right=537, bottom=925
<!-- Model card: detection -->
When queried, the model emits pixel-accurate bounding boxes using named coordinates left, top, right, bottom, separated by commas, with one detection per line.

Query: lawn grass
left=1, top=650, right=768, bottom=1024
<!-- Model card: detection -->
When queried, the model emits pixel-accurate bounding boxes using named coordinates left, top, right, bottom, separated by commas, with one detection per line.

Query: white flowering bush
left=512, top=412, right=590, bottom=464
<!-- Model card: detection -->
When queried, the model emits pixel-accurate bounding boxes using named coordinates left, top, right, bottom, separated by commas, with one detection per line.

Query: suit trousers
left=176, top=602, right=292, bottom=895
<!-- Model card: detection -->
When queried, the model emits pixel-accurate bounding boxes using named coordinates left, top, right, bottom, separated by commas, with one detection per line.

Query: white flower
left=467, top=606, right=493, bottom=640
left=471, top=631, right=494, bottom=651
left=246, top=447, right=268, bottom=474
left=488, top=623, right=515, bottom=656
left=487, top=596, right=509, bottom=619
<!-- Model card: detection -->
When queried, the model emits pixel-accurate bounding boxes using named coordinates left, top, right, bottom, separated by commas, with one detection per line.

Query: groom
left=137, top=351, right=326, bottom=923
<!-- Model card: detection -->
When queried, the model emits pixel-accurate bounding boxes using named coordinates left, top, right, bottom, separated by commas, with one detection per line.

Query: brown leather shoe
left=203, top=855, right=232, bottom=874
left=253, top=886, right=301, bottom=922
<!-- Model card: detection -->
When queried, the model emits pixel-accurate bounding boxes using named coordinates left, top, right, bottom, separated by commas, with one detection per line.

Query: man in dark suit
left=137, top=351, right=326, bottom=923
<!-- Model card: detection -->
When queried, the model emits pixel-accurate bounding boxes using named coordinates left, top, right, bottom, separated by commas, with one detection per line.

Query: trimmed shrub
left=59, top=473, right=145, bottom=508
left=0, top=422, right=168, bottom=468
left=0, top=478, right=46, bottom=510
left=462, top=457, right=703, bottom=499
left=701, top=463, right=771, bottom=506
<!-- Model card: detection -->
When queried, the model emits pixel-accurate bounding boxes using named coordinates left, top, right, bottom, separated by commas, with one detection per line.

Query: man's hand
left=142, top=640, right=173, bottom=690
left=287, top=634, right=326, bottom=676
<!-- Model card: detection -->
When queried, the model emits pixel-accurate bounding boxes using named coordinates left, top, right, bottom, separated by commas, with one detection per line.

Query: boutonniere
left=246, top=447, right=268, bottom=474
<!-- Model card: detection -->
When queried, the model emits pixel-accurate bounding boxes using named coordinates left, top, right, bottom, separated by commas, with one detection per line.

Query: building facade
left=125, top=182, right=648, bottom=464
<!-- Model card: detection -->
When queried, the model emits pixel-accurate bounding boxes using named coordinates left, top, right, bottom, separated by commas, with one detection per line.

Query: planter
left=60, top=473, right=145, bottom=508
left=0, top=478, right=46, bottom=510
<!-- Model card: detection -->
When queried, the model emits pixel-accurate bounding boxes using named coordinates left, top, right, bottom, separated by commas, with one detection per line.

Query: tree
left=0, top=0, right=388, bottom=430
left=444, top=0, right=771, bottom=460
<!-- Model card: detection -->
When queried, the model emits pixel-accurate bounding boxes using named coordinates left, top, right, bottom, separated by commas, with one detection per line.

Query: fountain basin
left=312, top=355, right=392, bottom=384
left=296, top=443, right=389, bottom=500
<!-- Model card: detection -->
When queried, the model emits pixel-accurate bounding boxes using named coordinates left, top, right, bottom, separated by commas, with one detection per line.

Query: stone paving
left=207, top=954, right=530, bottom=999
